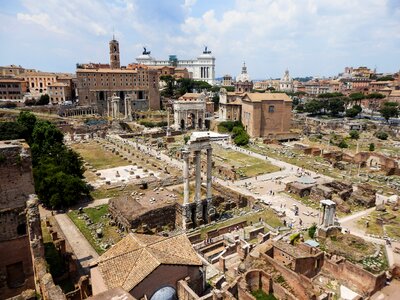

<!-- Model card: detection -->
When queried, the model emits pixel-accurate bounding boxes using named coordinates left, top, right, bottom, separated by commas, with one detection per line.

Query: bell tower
left=109, top=36, right=120, bottom=69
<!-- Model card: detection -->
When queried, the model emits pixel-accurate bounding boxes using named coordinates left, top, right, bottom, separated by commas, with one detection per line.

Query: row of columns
left=182, top=147, right=213, bottom=227
left=63, top=107, right=97, bottom=117
left=200, top=66, right=210, bottom=79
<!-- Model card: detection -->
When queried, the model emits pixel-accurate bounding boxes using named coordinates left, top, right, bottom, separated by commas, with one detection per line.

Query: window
left=268, top=105, right=275, bottom=113
left=17, top=223, right=26, bottom=235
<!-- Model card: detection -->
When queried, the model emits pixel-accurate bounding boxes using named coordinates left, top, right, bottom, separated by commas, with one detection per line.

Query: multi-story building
left=222, top=74, right=233, bottom=86
left=253, top=79, right=280, bottom=91
left=304, top=80, right=330, bottom=95
left=16, top=71, right=58, bottom=98
left=340, top=77, right=371, bottom=92
left=0, top=78, right=28, bottom=100
left=76, top=38, right=160, bottom=115
left=136, top=47, right=215, bottom=85
left=0, top=65, right=27, bottom=78
left=48, top=82, right=71, bottom=104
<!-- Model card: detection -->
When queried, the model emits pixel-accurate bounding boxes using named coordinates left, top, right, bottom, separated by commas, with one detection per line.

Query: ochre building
left=241, top=92, right=292, bottom=138
left=76, top=38, right=160, bottom=114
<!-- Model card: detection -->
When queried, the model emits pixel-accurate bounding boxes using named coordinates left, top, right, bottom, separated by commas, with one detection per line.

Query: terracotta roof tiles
left=96, top=233, right=202, bottom=291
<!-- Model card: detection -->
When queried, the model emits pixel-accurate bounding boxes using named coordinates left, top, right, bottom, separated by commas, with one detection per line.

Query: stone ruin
left=310, top=180, right=377, bottom=213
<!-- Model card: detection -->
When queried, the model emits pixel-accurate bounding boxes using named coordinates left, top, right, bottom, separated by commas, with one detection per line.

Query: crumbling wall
left=260, top=252, right=315, bottom=300
left=322, top=256, right=386, bottom=296
left=212, top=182, right=254, bottom=209
left=0, top=141, right=36, bottom=299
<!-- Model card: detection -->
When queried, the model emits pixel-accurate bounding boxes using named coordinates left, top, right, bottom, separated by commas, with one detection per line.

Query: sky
left=0, top=0, right=399, bottom=79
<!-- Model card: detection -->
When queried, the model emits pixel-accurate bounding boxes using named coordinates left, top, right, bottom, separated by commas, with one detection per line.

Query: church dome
left=236, top=62, right=251, bottom=82
left=150, top=286, right=177, bottom=300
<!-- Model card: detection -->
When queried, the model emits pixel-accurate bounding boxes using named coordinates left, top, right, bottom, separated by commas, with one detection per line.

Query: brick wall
left=322, top=257, right=386, bottom=296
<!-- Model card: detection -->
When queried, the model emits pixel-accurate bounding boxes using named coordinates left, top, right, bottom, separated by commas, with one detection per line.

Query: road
left=54, top=214, right=99, bottom=274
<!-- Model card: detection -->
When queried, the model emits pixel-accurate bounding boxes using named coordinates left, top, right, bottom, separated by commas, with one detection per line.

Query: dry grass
left=213, top=144, right=280, bottom=178
left=71, top=142, right=128, bottom=169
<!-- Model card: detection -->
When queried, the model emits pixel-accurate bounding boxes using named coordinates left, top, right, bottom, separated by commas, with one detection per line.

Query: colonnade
left=182, top=144, right=213, bottom=228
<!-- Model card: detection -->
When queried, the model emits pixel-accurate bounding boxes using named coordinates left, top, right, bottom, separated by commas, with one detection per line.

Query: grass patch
left=71, top=142, right=128, bottom=169
left=67, top=205, right=122, bottom=255
left=213, top=144, right=280, bottom=178
left=90, top=183, right=140, bottom=199
left=199, top=208, right=282, bottom=239
left=319, top=234, right=376, bottom=264
left=252, top=290, right=277, bottom=300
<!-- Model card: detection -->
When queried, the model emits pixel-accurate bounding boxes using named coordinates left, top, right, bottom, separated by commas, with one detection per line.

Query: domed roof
left=150, top=286, right=177, bottom=300
left=296, top=176, right=316, bottom=185
left=236, top=62, right=251, bottom=82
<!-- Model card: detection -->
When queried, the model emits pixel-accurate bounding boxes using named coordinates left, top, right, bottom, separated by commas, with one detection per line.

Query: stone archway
left=189, top=113, right=196, bottom=129
left=198, top=118, right=202, bottom=129
left=180, top=119, right=185, bottom=130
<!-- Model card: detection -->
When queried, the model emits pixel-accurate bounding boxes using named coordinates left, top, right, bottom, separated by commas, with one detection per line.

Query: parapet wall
left=322, top=255, right=386, bottom=296
left=0, top=140, right=34, bottom=211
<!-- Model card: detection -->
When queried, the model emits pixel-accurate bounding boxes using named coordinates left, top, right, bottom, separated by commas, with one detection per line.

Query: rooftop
left=94, top=233, right=202, bottom=291
left=274, top=240, right=310, bottom=258
left=243, top=92, right=292, bottom=102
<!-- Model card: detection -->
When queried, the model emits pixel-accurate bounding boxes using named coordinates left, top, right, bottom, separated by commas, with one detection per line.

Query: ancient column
left=206, top=147, right=212, bottom=201
left=194, top=150, right=202, bottom=203
left=107, top=98, right=110, bottom=117
left=124, top=97, right=128, bottom=119
left=182, top=150, right=190, bottom=205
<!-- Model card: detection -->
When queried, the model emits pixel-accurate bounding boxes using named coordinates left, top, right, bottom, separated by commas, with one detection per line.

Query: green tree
left=375, top=131, right=388, bottom=140
left=304, top=99, right=324, bottom=115
left=327, top=98, right=345, bottom=116
left=338, top=140, right=348, bottom=148
left=366, top=93, right=385, bottom=117
left=17, top=111, right=37, bottom=143
left=159, top=75, right=175, bottom=97
left=349, top=92, right=365, bottom=104
left=379, top=102, right=399, bottom=123
left=376, top=75, right=394, bottom=81
left=233, top=131, right=250, bottom=146
left=369, top=143, right=375, bottom=151
left=0, top=122, right=25, bottom=140
left=36, top=94, right=50, bottom=105
left=308, top=223, right=317, bottom=239
left=349, top=130, right=359, bottom=140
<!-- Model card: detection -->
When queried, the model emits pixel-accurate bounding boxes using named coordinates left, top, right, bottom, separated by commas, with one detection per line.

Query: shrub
left=338, top=140, right=348, bottom=148
left=369, top=143, right=375, bottom=151
left=375, top=131, right=388, bottom=140
left=36, top=94, right=50, bottom=105
left=308, top=223, right=317, bottom=239
left=349, top=130, right=359, bottom=140
left=0, top=101, right=17, bottom=108
left=233, top=132, right=249, bottom=146
left=25, top=98, right=36, bottom=106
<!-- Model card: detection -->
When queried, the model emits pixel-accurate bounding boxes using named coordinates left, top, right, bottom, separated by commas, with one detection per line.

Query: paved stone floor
left=54, top=214, right=99, bottom=274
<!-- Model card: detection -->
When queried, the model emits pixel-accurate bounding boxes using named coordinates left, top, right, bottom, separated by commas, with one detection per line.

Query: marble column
left=206, top=147, right=212, bottom=201
left=124, top=97, right=128, bottom=119
left=182, top=150, right=190, bottom=205
left=194, top=150, right=201, bottom=203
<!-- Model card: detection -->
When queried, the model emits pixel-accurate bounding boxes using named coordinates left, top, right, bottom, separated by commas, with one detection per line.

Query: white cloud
left=1, top=0, right=399, bottom=77
left=17, top=12, right=65, bottom=34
